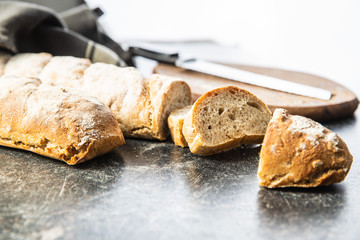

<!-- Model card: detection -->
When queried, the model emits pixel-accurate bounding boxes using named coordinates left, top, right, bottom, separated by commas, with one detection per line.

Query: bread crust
left=39, top=56, right=91, bottom=88
left=0, top=76, right=125, bottom=165
left=183, top=86, right=271, bottom=155
left=258, top=108, right=353, bottom=188
left=4, top=53, right=52, bottom=77
left=168, top=105, right=192, bottom=147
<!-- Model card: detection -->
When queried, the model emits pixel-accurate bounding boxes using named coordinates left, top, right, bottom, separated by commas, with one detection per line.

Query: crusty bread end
left=258, top=108, right=353, bottom=188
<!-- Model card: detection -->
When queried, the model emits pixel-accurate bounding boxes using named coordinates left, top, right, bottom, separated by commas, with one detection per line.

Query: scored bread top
left=0, top=76, right=125, bottom=165
left=183, top=86, right=272, bottom=155
left=39, top=56, right=91, bottom=88
left=4, top=52, right=52, bottom=78
left=258, top=108, right=353, bottom=188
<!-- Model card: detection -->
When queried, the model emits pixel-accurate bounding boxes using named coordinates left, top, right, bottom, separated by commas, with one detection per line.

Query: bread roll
left=0, top=76, right=125, bottom=165
left=168, top=105, right=192, bottom=147
left=183, top=86, right=272, bottom=155
left=4, top=52, right=52, bottom=77
left=258, top=108, right=353, bottom=188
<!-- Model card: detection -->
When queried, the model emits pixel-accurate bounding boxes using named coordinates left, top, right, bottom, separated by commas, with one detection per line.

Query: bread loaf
left=168, top=105, right=192, bottom=147
left=24, top=55, right=192, bottom=140
left=258, top=108, right=353, bottom=188
left=0, top=76, right=125, bottom=165
left=183, top=86, right=272, bottom=155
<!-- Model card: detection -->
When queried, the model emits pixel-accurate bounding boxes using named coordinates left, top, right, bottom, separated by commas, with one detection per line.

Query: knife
left=129, top=45, right=332, bottom=100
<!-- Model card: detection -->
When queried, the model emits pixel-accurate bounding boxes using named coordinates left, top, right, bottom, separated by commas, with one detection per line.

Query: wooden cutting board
left=154, top=63, right=359, bottom=122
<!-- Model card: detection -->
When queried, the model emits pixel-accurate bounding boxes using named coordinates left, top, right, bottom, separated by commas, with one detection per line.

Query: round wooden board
left=154, top=63, right=359, bottom=122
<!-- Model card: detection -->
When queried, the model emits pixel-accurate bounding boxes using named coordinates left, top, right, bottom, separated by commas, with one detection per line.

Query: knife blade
left=129, top=46, right=332, bottom=100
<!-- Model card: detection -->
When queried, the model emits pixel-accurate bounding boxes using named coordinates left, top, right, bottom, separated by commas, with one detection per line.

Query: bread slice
left=0, top=50, right=11, bottom=76
left=183, top=86, right=271, bottom=155
left=0, top=76, right=125, bottom=165
left=144, top=74, right=192, bottom=140
left=258, top=108, right=353, bottom=188
left=168, top=105, right=192, bottom=147
left=4, top=52, right=52, bottom=77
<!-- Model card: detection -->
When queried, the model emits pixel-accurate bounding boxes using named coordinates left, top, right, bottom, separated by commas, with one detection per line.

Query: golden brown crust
left=183, top=86, right=271, bottom=155
left=258, top=108, right=353, bottom=188
left=0, top=76, right=125, bottom=165
left=168, top=105, right=192, bottom=147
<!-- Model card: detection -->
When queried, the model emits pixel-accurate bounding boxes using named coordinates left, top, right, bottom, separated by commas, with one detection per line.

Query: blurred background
left=86, top=0, right=360, bottom=91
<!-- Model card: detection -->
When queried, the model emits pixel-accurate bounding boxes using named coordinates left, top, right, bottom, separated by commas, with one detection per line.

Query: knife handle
left=129, top=46, right=179, bottom=65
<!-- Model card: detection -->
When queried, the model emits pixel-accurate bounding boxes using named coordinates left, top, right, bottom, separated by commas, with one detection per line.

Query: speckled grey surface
left=0, top=110, right=359, bottom=240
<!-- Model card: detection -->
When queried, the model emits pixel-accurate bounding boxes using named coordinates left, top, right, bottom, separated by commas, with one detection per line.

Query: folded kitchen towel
left=0, top=1, right=130, bottom=66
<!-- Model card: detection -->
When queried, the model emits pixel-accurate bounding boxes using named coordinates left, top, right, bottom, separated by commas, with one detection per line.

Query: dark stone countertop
left=0, top=109, right=359, bottom=240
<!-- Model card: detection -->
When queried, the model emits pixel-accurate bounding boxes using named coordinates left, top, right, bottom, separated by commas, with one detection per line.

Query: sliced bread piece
left=183, top=86, right=271, bottom=155
left=258, top=108, right=353, bottom=188
left=168, top=105, right=192, bottom=147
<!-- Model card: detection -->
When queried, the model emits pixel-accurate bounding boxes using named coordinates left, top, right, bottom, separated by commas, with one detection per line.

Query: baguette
left=0, top=76, right=125, bottom=165
left=183, top=86, right=272, bottom=155
left=258, top=108, right=353, bottom=188
left=31, top=56, right=192, bottom=140
left=168, top=105, right=192, bottom=147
